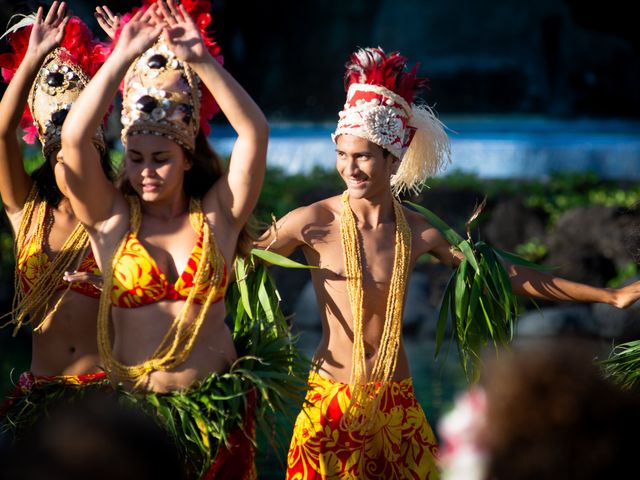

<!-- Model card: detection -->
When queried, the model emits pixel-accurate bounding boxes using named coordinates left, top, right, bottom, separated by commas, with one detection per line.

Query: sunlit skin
left=258, top=134, right=456, bottom=382
left=124, top=134, right=191, bottom=205
left=257, top=133, right=640, bottom=384
left=61, top=1, right=268, bottom=392
left=112, top=135, right=236, bottom=393
left=336, top=134, right=399, bottom=201
left=0, top=2, right=101, bottom=376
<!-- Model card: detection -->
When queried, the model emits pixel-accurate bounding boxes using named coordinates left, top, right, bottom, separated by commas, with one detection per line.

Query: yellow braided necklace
left=97, top=196, right=225, bottom=387
left=339, top=190, right=412, bottom=432
left=4, top=185, right=90, bottom=335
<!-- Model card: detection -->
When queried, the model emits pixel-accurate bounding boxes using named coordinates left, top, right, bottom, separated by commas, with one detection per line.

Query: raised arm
left=0, top=2, right=68, bottom=214
left=159, top=0, right=269, bottom=231
left=61, top=7, right=163, bottom=227
left=508, top=265, right=640, bottom=309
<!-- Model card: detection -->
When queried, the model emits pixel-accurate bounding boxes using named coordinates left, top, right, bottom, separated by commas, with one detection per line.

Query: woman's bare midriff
left=111, top=300, right=237, bottom=392
left=30, top=290, right=102, bottom=376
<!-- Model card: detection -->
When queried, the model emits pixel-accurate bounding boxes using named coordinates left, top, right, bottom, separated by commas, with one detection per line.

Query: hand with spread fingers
left=157, top=0, right=208, bottom=63
left=113, top=4, right=165, bottom=59
left=27, top=1, right=69, bottom=60
left=95, top=5, right=120, bottom=40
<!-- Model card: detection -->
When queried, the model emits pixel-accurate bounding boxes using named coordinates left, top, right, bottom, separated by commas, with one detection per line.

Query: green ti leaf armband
left=406, top=200, right=544, bottom=381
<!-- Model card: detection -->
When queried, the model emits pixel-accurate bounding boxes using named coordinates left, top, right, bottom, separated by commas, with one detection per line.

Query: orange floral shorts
left=286, top=372, right=440, bottom=480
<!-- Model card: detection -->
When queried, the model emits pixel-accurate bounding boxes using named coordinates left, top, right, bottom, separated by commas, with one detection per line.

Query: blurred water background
left=211, top=118, right=640, bottom=179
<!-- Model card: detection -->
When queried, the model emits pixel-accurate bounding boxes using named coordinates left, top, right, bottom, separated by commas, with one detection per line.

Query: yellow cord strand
left=3, top=186, right=90, bottom=335
left=339, top=191, right=411, bottom=432
left=97, top=196, right=225, bottom=386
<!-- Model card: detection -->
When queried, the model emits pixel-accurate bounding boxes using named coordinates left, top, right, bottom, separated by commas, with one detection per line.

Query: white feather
left=391, top=104, right=452, bottom=196
left=1, top=13, right=37, bottom=42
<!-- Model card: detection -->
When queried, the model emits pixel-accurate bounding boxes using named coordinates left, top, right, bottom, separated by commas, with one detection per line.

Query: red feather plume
left=343, top=47, right=428, bottom=104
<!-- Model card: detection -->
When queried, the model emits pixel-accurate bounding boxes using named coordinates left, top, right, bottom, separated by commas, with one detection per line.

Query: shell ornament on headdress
left=118, top=0, right=223, bottom=151
left=333, top=47, right=451, bottom=195
left=0, top=16, right=108, bottom=158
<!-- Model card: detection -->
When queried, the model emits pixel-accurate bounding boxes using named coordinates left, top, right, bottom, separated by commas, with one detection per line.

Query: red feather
left=0, top=26, right=32, bottom=83
left=343, top=47, right=428, bottom=104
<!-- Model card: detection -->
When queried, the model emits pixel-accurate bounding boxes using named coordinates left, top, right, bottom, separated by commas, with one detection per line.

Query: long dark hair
left=32, top=148, right=114, bottom=207
left=118, top=131, right=256, bottom=257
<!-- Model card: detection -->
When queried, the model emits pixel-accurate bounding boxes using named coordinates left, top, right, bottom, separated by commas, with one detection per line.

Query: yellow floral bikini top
left=110, top=197, right=228, bottom=308
left=16, top=203, right=101, bottom=299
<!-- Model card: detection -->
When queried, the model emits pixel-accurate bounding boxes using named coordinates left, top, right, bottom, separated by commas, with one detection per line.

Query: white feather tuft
left=1, top=13, right=37, bottom=41
left=391, top=104, right=451, bottom=196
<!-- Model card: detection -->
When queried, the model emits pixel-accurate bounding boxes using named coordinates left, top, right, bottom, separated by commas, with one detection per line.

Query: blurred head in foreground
left=0, top=392, right=184, bottom=480
left=440, top=340, right=640, bottom=480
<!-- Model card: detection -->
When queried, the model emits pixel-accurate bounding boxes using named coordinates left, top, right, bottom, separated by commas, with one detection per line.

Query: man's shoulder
left=401, top=203, right=433, bottom=232
left=287, top=195, right=342, bottom=222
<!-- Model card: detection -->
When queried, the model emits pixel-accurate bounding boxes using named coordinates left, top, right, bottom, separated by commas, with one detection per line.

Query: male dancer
left=258, top=47, right=640, bottom=480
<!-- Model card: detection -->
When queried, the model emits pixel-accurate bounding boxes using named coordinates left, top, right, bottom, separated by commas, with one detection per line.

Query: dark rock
left=543, top=205, right=640, bottom=286
left=411, top=185, right=487, bottom=235
left=483, top=196, right=547, bottom=251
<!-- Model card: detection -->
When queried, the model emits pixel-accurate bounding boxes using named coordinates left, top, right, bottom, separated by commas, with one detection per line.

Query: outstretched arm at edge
left=508, top=264, right=640, bottom=309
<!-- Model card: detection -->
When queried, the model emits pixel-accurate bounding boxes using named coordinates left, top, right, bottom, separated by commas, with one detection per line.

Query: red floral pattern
left=287, top=372, right=440, bottom=480
left=16, top=229, right=101, bottom=299
left=110, top=231, right=227, bottom=308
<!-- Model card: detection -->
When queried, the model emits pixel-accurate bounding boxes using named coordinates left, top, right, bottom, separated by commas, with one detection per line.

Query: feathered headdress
left=118, top=0, right=223, bottom=149
left=333, top=47, right=451, bottom=195
left=0, top=16, right=108, bottom=156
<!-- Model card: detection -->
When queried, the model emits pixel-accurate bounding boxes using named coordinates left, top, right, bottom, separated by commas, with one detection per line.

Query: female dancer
left=0, top=2, right=111, bottom=432
left=61, top=1, right=274, bottom=477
